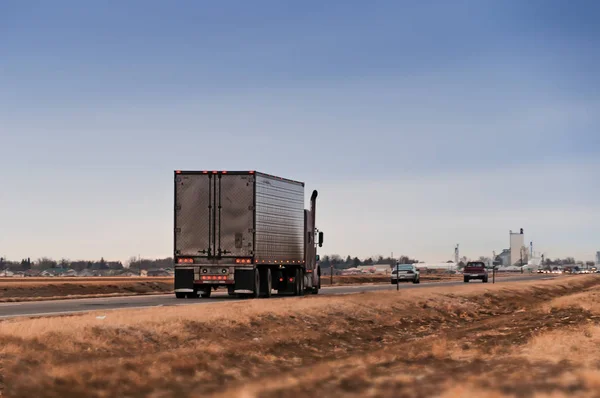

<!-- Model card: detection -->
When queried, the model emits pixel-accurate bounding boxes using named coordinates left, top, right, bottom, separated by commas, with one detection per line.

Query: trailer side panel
left=254, top=174, right=304, bottom=264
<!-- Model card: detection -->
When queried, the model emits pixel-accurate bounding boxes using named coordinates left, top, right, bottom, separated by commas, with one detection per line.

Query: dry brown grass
left=1, top=275, right=599, bottom=398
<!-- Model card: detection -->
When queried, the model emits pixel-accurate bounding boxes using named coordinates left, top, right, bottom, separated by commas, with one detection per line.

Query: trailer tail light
left=177, top=258, right=193, bottom=264
left=279, top=278, right=284, bottom=282
left=289, top=278, right=294, bottom=282
left=235, top=258, right=252, bottom=264
left=201, top=275, right=227, bottom=281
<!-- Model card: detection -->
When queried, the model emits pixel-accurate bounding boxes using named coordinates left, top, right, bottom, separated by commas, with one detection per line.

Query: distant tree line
left=319, top=254, right=419, bottom=270
left=0, top=257, right=175, bottom=271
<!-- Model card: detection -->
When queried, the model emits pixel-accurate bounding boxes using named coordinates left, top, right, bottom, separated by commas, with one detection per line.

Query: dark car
left=463, top=261, right=488, bottom=283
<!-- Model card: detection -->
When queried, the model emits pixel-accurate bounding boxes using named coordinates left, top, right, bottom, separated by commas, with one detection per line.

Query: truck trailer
left=173, top=170, right=324, bottom=299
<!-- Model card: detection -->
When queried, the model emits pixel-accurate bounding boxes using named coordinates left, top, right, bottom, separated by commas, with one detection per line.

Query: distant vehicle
left=391, top=264, right=420, bottom=284
left=173, top=171, right=324, bottom=299
left=537, top=268, right=545, bottom=274
left=463, top=262, right=488, bottom=283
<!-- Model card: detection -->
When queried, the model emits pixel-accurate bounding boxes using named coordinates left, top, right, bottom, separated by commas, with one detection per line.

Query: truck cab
left=463, top=261, right=489, bottom=283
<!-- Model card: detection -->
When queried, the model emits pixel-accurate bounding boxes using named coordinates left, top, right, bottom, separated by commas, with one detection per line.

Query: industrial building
left=509, top=229, right=526, bottom=266
left=494, top=229, right=531, bottom=268
left=495, top=249, right=511, bottom=267
left=596, top=251, right=600, bottom=267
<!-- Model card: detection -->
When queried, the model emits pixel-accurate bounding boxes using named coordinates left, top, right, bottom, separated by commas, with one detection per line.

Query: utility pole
left=455, top=244, right=459, bottom=265
left=330, top=264, right=333, bottom=285
left=520, top=248, right=524, bottom=274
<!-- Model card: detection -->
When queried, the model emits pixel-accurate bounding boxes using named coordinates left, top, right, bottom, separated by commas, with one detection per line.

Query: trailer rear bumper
left=175, top=265, right=258, bottom=291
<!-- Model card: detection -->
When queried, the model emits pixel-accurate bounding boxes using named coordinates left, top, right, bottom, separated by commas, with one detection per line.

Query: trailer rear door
left=175, top=172, right=254, bottom=258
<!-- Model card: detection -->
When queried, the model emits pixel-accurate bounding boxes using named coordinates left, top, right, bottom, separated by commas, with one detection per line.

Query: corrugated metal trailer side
left=254, top=173, right=305, bottom=265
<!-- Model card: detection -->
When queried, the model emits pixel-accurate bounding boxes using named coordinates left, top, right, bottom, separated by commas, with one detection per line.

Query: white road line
left=0, top=305, right=161, bottom=319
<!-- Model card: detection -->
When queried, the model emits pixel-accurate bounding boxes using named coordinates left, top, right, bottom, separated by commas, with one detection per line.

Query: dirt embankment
left=1, top=275, right=599, bottom=397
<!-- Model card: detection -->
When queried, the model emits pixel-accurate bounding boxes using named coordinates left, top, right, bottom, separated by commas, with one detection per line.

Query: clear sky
left=1, top=0, right=599, bottom=263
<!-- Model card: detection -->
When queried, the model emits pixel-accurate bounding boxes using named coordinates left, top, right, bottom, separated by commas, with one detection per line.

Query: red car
left=463, top=261, right=489, bottom=283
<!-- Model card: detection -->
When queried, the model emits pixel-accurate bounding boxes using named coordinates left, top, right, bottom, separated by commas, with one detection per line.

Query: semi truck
left=173, top=170, right=324, bottom=299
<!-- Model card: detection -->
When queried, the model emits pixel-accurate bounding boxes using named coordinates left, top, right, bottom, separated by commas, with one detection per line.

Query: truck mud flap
left=175, top=268, right=195, bottom=292
left=235, top=269, right=255, bottom=291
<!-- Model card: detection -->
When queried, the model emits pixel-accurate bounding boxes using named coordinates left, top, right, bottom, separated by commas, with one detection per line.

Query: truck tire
left=299, top=269, right=305, bottom=297
left=252, top=268, right=260, bottom=299
left=175, top=292, right=186, bottom=299
left=483, top=276, right=488, bottom=283
left=464, top=276, right=469, bottom=283
left=294, top=268, right=302, bottom=296
left=293, top=268, right=299, bottom=296
left=312, top=273, right=320, bottom=294
left=413, top=277, right=420, bottom=284
left=260, top=267, right=272, bottom=298
left=200, top=287, right=211, bottom=298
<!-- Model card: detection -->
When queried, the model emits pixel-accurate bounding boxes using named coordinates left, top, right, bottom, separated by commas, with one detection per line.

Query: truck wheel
left=312, top=274, right=320, bottom=294
left=260, top=267, right=272, bottom=298
left=464, top=276, right=469, bottom=283
left=252, top=268, right=260, bottom=299
left=414, top=277, right=420, bottom=284
left=483, top=276, right=488, bottom=283
left=200, top=287, right=211, bottom=298
left=175, top=292, right=186, bottom=299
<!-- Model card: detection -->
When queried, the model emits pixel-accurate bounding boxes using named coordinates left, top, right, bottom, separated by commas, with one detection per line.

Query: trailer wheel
left=175, top=292, right=186, bottom=299
left=260, top=267, right=272, bottom=298
left=252, top=268, right=260, bottom=298
left=299, top=269, right=305, bottom=297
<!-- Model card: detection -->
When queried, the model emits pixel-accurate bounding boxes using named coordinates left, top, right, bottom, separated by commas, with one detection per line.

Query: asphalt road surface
left=0, top=274, right=552, bottom=319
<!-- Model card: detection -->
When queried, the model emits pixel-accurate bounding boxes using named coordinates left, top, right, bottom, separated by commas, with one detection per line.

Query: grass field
left=1, top=275, right=599, bottom=397
left=0, top=277, right=174, bottom=302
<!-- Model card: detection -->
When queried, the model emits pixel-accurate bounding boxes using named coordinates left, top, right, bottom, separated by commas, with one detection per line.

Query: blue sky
left=1, top=0, right=599, bottom=263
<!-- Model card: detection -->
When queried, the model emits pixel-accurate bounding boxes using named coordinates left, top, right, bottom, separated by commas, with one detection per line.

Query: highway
left=0, top=274, right=550, bottom=319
